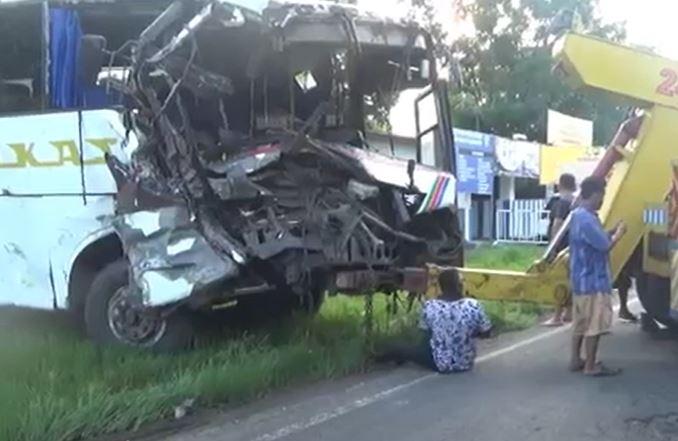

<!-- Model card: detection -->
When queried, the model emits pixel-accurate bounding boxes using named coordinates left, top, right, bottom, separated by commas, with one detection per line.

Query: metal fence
left=495, top=199, right=549, bottom=244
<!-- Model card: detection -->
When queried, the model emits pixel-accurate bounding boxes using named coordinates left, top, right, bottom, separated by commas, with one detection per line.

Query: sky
left=232, top=0, right=678, bottom=137
left=234, top=0, right=678, bottom=59
left=600, top=0, right=678, bottom=58
left=236, top=0, right=678, bottom=59
left=355, top=0, right=678, bottom=58
left=354, top=0, right=678, bottom=137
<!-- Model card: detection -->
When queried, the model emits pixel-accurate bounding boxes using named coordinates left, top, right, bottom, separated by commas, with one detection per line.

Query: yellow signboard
left=539, top=145, right=586, bottom=184
left=547, top=110, right=593, bottom=147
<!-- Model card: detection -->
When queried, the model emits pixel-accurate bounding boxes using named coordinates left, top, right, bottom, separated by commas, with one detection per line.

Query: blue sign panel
left=453, top=129, right=495, bottom=195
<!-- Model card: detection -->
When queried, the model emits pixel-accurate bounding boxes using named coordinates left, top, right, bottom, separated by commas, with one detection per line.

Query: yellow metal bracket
left=460, top=33, right=678, bottom=305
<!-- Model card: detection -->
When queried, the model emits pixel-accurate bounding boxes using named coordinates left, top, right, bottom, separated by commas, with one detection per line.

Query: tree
left=408, top=0, right=628, bottom=145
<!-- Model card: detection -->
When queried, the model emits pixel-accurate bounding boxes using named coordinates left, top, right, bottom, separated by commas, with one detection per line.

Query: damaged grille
left=102, top=0, right=461, bottom=307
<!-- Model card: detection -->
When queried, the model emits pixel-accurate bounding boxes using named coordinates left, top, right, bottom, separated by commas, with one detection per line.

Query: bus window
left=415, top=91, right=438, bottom=167
left=419, top=130, right=437, bottom=167
left=0, top=4, right=43, bottom=114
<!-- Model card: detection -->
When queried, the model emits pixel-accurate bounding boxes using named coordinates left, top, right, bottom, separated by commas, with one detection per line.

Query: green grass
left=0, top=245, right=544, bottom=441
left=0, top=297, right=421, bottom=441
left=466, top=243, right=546, bottom=332
left=466, top=244, right=543, bottom=271
left=482, top=300, right=543, bottom=333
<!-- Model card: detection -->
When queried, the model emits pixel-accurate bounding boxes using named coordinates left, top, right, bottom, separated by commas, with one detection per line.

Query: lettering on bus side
left=0, top=138, right=118, bottom=168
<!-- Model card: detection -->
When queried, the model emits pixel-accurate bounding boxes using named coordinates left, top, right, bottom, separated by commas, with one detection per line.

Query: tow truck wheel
left=636, top=271, right=678, bottom=331
left=84, top=260, right=193, bottom=352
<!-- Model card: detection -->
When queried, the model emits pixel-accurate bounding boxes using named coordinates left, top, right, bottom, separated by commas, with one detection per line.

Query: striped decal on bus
left=418, top=175, right=454, bottom=213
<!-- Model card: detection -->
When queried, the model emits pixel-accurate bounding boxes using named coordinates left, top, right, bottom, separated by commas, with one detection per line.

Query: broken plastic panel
left=115, top=206, right=240, bottom=307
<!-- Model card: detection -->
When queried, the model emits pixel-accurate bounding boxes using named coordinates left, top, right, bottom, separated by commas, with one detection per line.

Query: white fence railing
left=495, top=199, right=549, bottom=244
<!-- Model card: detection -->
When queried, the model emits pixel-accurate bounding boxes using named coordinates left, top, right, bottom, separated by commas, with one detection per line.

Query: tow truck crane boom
left=457, top=33, right=678, bottom=305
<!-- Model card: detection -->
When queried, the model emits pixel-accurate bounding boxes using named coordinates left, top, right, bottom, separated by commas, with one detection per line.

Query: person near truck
left=377, top=269, right=492, bottom=373
left=542, top=173, right=577, bottom=327
left=613, top=269, right=638, bottom=322
left=569, top=176, right=625, bottom=376
left=541, top=173, right=637, bottom=325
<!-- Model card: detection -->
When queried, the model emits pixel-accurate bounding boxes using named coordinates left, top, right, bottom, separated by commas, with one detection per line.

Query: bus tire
left=636, top=271, right=678, bottom=331
left=84, top=260, right=193, bottom=352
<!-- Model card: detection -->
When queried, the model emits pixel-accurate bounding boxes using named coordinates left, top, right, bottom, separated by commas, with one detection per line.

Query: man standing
left=569, top=176, right=625, bottom=376
left=547, top=173, right=577, bottom=246
left=543, top=173, right=577, bottom=326
left=377, top=269, right=492, bottom=373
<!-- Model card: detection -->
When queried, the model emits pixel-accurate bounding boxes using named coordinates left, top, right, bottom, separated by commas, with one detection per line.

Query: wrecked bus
left=0, top=0, right=462, bottom=350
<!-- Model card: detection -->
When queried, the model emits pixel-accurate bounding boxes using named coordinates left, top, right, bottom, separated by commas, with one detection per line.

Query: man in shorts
left=543, top=173, right=577, bottom=326
left=569, top=176, right=626, bottom=376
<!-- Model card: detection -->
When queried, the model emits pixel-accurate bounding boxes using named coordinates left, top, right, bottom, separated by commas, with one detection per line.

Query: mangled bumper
left=114, top=206, right=240, bottom=307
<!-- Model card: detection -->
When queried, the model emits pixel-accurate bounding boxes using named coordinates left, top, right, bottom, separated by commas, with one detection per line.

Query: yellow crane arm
left=554, top=34, right=678, bottom=111
left=457, top=33, right=678, bottom=305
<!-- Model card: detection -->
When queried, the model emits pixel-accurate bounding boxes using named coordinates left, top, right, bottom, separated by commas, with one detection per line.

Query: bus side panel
left=0, top=109, right=134, bottom=310
left=0, top=196, right=55, bottom=308
left=49, top=195, right=118, bottom=309
left=0, top=110, right=131, bottom=195
left=0, top=195, right=115, bottom=309
left=80, top=109, right=136, bottom=194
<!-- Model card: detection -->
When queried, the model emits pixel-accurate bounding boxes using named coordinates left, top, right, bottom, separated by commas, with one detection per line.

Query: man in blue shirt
left=569, top=176, right=626, bottom=376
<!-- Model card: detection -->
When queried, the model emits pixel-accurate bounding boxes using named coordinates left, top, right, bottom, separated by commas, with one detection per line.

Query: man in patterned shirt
left=569, top=176, right=626, bottom=376
left=378, top=269, right=492, bottom=373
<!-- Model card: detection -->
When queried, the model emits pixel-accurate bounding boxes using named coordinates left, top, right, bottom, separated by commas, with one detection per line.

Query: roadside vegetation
left=465, top=243, right=543, bottom=272
left=0, top=244, right=543, bottom=441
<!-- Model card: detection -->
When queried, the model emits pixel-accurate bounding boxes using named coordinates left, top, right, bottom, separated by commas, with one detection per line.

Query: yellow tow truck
left=457, top=33, right=678, bottom=331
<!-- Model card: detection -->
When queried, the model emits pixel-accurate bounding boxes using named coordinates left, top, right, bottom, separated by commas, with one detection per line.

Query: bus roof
left=0, top=0, right=266, bottom=14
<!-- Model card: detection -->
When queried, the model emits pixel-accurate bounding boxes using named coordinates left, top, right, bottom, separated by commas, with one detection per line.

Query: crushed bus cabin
left=0, top=0, right=462, bottom=350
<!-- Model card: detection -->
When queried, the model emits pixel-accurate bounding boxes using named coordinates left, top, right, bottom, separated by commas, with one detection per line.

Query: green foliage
left=0, top=298, right=404, bottom=441
left=0, top=246, right=543, bottom=441
left=482, top=300, right=543, bottom=332
left=408, top=0, right=629, bottom=145
left=466, top=244, right=546, bottom=332
left=465, top=243, right=543, bottom=271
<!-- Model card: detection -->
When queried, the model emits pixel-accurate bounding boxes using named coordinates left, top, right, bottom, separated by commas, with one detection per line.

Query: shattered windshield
left=85, top=0, right=435, bottom=151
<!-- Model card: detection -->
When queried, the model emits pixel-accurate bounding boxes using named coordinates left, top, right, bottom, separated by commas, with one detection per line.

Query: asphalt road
left=156, top=301, right=678, bottom=441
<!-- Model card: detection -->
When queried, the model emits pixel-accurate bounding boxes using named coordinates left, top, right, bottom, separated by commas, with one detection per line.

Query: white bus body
left=0, top=109, right=134, bottom=309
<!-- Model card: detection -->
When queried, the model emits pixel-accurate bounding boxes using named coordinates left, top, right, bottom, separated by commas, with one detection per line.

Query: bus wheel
left=84, top=260, right=193, bottom=351
left=636, top=271, right=678, bottom=331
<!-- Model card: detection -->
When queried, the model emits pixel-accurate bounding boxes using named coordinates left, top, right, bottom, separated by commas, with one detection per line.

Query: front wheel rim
left=107, top=287, right=167, bottom=347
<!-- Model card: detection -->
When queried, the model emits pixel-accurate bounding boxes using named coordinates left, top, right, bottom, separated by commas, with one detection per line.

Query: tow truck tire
left=84, top=260, right=193, bottom=352
left=636, top=271, right=678, bottom=331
